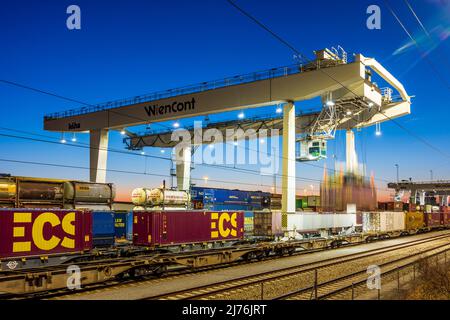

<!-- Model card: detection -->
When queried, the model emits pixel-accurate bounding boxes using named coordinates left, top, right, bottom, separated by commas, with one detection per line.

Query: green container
left=296, top=198, right=307, bottom=209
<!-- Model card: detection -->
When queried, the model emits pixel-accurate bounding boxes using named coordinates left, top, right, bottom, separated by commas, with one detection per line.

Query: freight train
left=2, top=206, right=450, bottom=271
left=2, top=174, right=450, bottom=272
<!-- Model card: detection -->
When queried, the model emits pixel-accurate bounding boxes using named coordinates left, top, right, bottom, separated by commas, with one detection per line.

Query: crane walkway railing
left=44, top=58, right=352, bottom=121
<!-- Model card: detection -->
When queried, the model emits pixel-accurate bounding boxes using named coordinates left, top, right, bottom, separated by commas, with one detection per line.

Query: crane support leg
left=89, top=129, right=109, bottom=183
left=346, top=129, right=358, bottom=174
left=176, top=146, right=191, bottom=191
left=281, top=101, right=296, bottom=226
left=419, top=191, right=426, bottom=206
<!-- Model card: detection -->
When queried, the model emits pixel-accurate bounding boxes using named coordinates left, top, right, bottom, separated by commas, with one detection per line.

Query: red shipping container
left=442, top=211, right=450, bottom=226
left=356, top=212, right=363, bottom=225
left=0, top=209, right=92, bottom=258
left=424, top=212, right=442, bottom=228
left=133, top=210, right=244, bottom=246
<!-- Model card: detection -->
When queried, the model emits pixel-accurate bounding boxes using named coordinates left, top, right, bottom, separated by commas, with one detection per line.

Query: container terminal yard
left=1, top=0, right=450, bottom=314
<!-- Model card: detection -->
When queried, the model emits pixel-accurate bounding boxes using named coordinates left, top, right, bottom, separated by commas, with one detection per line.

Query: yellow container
left=405, top=211, right=425, bottom=231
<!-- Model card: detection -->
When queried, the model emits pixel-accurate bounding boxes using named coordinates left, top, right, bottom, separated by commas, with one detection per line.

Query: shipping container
left=133, top=211, right=244, bottom=247
left=286, top=213, right=357, bottom=232
left=356, top=212, right=363, bottom=225
left=192, top=200, right=204, bottom=209
left=132, top=188, right=189, bottom=207
left=296, top=198, right=307, bottom=210
left=92, top=211, right=115, bottom=247
left=307, top=196, right=321, bottom=207
left=270, top=194, right=282, bottom=210
left=442, top=211, right=450, bottom=227
left=126, top=212, right=133, bottom=241
left=362, top=212, right=405, bottom=233
left=424, top=212, right=442, bottom=228
left=67, top=204, right=111, bottom=211
left=114, top=211, right=128, bottom=239
left=1, top=177, right=115, bottom=209
left=244, top=211, right=254, bottom=234
left=394, top=201, right=403, bottom=212
left=0, top=209, right=92, bottom=259
left=190, top=187, right=269, bottom=211
left=0, top=179, right=16, bottom=205
left=208, top=203, right=252, bottom=211
left=253, top=211, right=283, bottom=237
left=18, top=181, right=64, bottom=201
left=404, top=211, right=425, bottom=231
left=64, top=182, right=115, bottom=203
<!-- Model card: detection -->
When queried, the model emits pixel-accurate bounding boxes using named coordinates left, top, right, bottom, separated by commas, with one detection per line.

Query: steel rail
left=142, top=232, right=450, bottom=300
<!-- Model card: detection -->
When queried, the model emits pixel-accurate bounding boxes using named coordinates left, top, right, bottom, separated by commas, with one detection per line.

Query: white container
left=286, top=212, right=357, bottom=231
left=362, top=211, right=405, bottom=233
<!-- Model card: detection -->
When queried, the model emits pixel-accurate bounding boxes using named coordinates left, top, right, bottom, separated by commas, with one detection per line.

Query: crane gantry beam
left=43, top=48, right=411, bottom=218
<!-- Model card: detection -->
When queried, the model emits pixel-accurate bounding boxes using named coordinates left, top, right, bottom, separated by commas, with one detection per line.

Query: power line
left=0, top=131, right=394, bottom=192
left=0, top=53, right=393, bottom=185
left=403, top=0, right=450, bottom=71
left=225, top=0, right=307, bottom=62
left=0, top=123, right=392, bottom=184
left=1, top=3, right=435, bottom=186
left=0, top=156, right=393, bottom=194
left=384, top=0, right=450, bottom=89
left=380, top=110, right=450, bottom=161
left=225, top=0, right=450, bottom=172
left=0, top=157, right=309, bottom=192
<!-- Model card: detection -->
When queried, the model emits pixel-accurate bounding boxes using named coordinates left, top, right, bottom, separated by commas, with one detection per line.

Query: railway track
left=277, top=243, right=450, bottom=300
left=6, top=230, right=450, bottom=300
left=8, top=232, right=370, bottom=299
left=143, top=232, right=450, bottom=300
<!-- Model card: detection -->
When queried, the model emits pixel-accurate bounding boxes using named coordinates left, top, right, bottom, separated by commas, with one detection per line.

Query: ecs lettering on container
left=132, top=210, right=244, bottom=247
left=0, top=209, right=92, bottom=258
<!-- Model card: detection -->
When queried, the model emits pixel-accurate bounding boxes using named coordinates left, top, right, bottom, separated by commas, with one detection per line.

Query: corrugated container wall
left=287, top=213, right=356, bottom=231
left=362, top=212, right=405, bottom=233
left=92, top=211, right=115, bottom=247
left=133, top=211, right=244, bottom=247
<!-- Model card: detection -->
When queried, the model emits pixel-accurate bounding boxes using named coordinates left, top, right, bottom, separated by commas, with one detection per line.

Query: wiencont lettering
left=144, top=98, right=196, bottom=117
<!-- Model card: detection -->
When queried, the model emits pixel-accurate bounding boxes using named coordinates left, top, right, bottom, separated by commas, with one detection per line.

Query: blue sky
left=0, top=0, right=449, bottom=201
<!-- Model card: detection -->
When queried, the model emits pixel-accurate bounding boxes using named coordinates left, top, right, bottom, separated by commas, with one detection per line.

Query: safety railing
left=44, top=56, right=354, bottom=121
left=44, top=65, right=304, bottom=121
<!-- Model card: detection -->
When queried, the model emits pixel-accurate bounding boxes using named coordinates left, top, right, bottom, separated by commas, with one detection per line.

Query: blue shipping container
left=114, top=211, right=128, bottom=239
left=126, top=211, right=133, bottom=241
left=92, top=211, right=115, bottom=247
left=244, top=211, right=254, bottom=233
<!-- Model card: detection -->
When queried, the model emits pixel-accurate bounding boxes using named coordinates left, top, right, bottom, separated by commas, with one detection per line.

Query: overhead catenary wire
left=0, top=123, right=393, bottom=184
left=0, top=131, right=394, bottom=193
left=0, top=157, right=295, bottom=190
left=1, top=2, right=445, bottom=188
left=0, top=75, right=395, bottom=185
left=0, top=155, right=393, bottom=194
left=0, top=75, right=389, bottom=182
